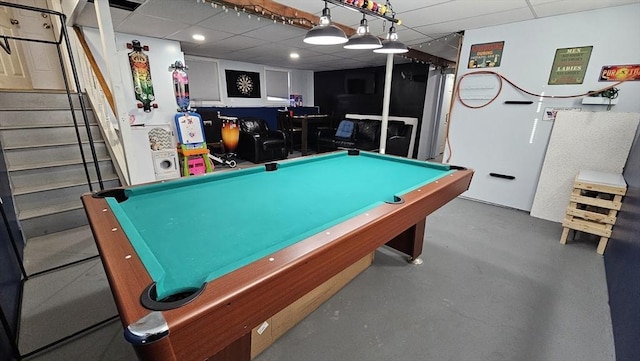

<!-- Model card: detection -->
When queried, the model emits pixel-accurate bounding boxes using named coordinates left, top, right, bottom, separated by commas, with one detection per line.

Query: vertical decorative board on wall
left=127, top=40, right=156, bottom=112
left=530, top=111, right=639, bottom=223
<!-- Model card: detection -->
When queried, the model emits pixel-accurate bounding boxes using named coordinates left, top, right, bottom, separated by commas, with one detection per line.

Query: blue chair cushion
left=335, top=120, right=354, bottom=138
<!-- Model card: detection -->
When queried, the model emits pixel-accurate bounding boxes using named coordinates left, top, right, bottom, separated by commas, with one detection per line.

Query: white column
left=379, top=53, right=394, bottom=154
left=94, top=0, right=133, bottom=184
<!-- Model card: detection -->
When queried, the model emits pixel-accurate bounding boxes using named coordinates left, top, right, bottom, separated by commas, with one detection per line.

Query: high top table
left=290, top=114, right=331, bottom=155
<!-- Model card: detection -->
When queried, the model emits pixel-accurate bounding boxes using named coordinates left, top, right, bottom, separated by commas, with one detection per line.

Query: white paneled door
left=0, top=0, right=64, bottom=90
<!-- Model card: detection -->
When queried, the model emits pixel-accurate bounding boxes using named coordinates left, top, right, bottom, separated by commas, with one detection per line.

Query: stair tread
left=19, top=201, right=84, bottom=221
left=26, top=225, right=93, bottom=243
left=0, top=122, right=97, bottom=130
left=8, top=156, right=112, bottom=172
left=13, top=176, right=120, bottom=196
left=3, top=139, right=105, bottom=151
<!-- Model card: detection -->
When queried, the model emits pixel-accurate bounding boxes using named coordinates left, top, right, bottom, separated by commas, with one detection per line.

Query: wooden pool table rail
left=82, top=166, right=473, bottom=361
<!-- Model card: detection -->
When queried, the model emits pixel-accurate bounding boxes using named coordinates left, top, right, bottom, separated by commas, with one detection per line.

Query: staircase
left=0, top=90, right=120, bottom=274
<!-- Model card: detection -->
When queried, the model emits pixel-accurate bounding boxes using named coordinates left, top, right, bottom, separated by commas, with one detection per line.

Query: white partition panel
left=530, top=112, right=639, bottom=223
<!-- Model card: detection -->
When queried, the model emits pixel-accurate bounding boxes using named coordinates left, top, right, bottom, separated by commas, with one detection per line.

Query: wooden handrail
left=72, top=26, right=115, bottom=115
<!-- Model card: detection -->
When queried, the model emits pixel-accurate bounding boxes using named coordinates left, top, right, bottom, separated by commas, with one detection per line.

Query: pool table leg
left=385, top=218, right=426, bottom=264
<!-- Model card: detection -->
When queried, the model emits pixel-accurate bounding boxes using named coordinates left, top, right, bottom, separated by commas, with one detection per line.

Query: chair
left=277, top=110, right=302, bottom=154
left=237, top=118, right=288, bottom=163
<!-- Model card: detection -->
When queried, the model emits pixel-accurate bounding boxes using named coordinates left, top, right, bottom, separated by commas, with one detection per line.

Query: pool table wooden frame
left=82, top=160, right=473, bottom=361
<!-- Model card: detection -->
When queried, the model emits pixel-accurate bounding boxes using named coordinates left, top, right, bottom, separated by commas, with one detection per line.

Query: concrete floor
left=19, top=197, right=614, bottom=361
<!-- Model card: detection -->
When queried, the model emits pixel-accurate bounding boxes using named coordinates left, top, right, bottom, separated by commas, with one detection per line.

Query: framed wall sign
left=225, top=70, right=261, bottom=98
left=599, top=64, right=640, bottom=81
left=468, top=41, right=504, bottom=68
left=548, top=46, right=593, bottom=85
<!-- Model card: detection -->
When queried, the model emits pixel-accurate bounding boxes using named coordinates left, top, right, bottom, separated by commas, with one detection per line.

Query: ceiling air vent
left=87, top=0, right=147, bottom=12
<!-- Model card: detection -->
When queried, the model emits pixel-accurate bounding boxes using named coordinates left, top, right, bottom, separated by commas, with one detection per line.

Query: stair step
left=13, top=175, right=119, bottom=196
left=0, top=109, right=96, bottom=128
left=8, top=156, right=112, bottom=172
left=23, top=225, right=98, bottom=275
left=14, top=179, right=120, bottom=215
left=0, top=122, right=97, bottom=130
left=0, top=125, right=102, bottom=148
left=4, top=142, right=109, bottom=169
left=0, top=91, right=119, bottom=239
left=19, top=200, right=83, bottom=220
left=19, top=207, right=89, bottom=239
left=0, top=91, right=88, bottom=110
left=9, top=160, right=118, bottom=190
left=4, top=139, right=104, bottom=151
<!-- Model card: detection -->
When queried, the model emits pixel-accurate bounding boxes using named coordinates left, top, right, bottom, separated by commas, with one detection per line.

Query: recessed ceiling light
left=290, top=53, right=300, bottom=59
left=192, top=34, right=205, bottom=41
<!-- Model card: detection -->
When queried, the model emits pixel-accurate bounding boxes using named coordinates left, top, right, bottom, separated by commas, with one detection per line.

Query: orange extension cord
left=444, top=70, right=626, bottom=162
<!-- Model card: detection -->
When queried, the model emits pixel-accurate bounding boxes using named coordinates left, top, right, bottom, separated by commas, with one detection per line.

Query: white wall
left=446, top=4, right=640, bottom=211
left=186, top=57, right=314, bottom=108
left=81, top=27, right=315, bottom=183
left=290, top=69, right=314, bottom=106
left=82, top=28, right=185, bottom=184
left=83, top=27, right=184, bottom=126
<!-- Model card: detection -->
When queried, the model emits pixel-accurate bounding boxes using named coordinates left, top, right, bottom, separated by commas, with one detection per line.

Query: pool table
left=82, top=150, right=473, bottom=361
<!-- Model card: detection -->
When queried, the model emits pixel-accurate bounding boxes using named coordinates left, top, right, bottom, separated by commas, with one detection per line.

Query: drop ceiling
left=74, top=0, right=639, bottom=71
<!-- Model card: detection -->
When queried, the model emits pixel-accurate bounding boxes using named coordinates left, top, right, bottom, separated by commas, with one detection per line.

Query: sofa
left=316, top=119, right=413, bottom=157
left=237, top=118, right=288, bottom=163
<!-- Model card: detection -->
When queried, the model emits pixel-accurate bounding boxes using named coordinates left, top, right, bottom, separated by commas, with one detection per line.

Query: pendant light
left=373, top=24, right=408, bottom=54
left=304, top=1, right=348, bottom=45
left=344, top=14, right=382, bottom=50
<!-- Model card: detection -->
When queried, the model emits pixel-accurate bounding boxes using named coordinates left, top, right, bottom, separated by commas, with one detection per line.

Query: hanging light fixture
left=304, top=1, right=348, bottom=45
left=344, top=14, right=382, bottom=50
left=373, top=24, right=408, bottom=54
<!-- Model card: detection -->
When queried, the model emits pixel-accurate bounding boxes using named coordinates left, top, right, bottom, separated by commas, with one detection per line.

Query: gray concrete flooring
left=19, top=198, right=613, bottom=361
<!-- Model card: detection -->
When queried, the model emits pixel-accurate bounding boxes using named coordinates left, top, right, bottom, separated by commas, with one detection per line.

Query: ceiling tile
left=167, top=26, right=235, bottom=44
left=532, top=0, right=639, bottom=17
left=71, top=0, right=637, bottom=72
left=135, top=0, right=216, bottom=25
left=197, top=10, right=269, bottom=33
left=412, top=7, right=535, bottom=35
left=115, top=13, right=189, bottom=38
left=75, top=6, right=132, bottom=29
left=241, top=23, right=307, bottom=42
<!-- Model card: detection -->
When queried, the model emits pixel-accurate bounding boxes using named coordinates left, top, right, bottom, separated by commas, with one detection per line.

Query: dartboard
left=236, top=74, right=254, bottom=95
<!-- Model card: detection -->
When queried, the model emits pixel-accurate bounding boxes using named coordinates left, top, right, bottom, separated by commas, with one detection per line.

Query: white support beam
left=94, top=0, right=133, bottom=184
left=379, top=53, right=394, bottom=154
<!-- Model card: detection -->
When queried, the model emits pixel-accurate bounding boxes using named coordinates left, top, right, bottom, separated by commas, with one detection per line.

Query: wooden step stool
left=560, top=170, right=627, bottom=255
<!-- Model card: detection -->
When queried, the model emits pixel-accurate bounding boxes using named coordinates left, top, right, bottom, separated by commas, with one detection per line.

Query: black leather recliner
left=386, top=121, right=413, bottom=157
left=237, top=118, right=287, bottom=163
left=316, top=119, right=412, bottom=157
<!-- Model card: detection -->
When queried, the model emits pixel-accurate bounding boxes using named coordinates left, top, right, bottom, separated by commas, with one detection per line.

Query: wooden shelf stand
left=560, top=170, right=627, bottom=254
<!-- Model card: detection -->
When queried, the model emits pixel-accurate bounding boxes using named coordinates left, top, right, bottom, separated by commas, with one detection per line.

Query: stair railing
left=71, top=26, right=130, bottom=186
left=0, top=1, right=104, bottom=192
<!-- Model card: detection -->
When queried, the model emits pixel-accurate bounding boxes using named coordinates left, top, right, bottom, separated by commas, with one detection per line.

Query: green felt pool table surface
left=104, top=151, right=453, bottom=300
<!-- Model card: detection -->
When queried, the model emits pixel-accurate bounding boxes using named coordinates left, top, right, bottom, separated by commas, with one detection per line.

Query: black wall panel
left=314, top=62, right=430, bottom=157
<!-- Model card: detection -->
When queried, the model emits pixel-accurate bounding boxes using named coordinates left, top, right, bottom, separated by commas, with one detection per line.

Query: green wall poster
left=468, top=41, right=504, bottom=68
left=548, top=46, right=593, bottom=85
